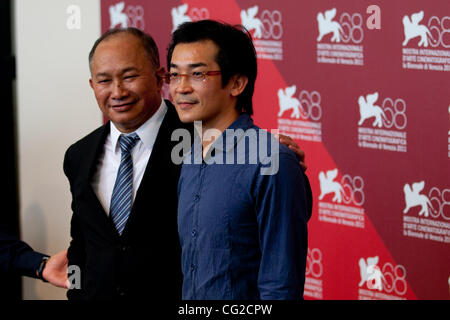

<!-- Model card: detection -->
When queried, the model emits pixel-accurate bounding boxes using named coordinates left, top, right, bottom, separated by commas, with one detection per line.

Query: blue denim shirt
left=177, top=114, right=308, bottom=300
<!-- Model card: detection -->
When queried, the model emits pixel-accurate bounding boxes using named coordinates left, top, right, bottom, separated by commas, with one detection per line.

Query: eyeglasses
left=165, top=71, right=221, bottom=85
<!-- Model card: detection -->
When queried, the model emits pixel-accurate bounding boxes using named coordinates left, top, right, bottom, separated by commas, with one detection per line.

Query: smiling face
left=89, top=33, right=163, bottom=133
left=169, top=40, right=247, bottom=132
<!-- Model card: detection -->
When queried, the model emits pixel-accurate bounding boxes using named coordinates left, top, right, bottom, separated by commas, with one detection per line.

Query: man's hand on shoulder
left=276, top=133, right=307, bottom=171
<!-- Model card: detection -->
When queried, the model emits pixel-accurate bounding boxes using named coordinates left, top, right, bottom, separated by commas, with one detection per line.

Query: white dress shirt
left=91, top=100, right=168, bottom=215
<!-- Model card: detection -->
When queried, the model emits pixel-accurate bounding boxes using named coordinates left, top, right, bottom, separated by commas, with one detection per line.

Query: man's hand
left=42, top=250, right=70, bottom=289
left=277, top=134, right=307, bottom=171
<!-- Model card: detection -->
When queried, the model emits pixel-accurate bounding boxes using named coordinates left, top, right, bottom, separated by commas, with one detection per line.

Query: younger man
left=168, top=20, right=310, bottom=300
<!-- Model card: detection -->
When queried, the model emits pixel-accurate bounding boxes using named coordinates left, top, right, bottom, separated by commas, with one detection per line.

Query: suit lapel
left=122, top=101, right=187, bottom=238
left=137, top=102, right=178, bottom=191
left=80, top=123, right=121, bottom=239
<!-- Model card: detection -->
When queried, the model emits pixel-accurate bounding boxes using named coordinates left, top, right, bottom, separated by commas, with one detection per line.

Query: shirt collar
left=187, top=113, right=254, bottom=162
left=110, top=99, right=168, bottom=153
left=226, top=113, right=254, bottom=131
left=213, top=113, right=254, bottom=153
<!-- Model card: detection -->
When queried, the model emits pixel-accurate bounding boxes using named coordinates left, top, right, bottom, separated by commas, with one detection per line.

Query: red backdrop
left=100, top=0, right=450, bottom=300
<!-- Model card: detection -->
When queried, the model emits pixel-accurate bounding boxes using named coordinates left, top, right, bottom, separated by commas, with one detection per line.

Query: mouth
left=110, top=101, right=136, bottom=112
left=176, top=100, right=198, bottom=110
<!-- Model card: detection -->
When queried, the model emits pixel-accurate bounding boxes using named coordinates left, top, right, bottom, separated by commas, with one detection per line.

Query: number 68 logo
left=260, top=10, right=283, bottom=40
left=382, top=98, right=407, bottom=130
left=368, top=263, right=407, bottom=296
left=306, top=248, right=323, bottom=278
left=341, top=174, right=365, bottom=206
left=339, top=12, right=364, bottom=44
left=126, top=5, right=145, bottom=30
left=428, top=16, right=450, bottom=48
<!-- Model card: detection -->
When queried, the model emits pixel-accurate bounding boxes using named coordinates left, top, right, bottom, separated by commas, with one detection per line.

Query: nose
left=174, top=76, right=194, bottom=94
left=111, top=80, right=129, bottom=99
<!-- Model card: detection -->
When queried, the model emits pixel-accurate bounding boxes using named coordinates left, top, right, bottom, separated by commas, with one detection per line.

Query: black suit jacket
left=0, top=231, right=46, bottom=278
left=64, top=101, right=191, bottom=300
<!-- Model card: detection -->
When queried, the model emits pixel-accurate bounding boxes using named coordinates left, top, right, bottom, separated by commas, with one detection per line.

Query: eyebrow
left=169, top=62, right=207, bottom=69
left=95, top=72, right=110, bottom=78
left=95, top=67, right=139, bottom=78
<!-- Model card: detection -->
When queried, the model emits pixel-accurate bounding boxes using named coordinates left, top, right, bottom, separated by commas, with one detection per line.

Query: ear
left=230, top=74, right=248, bottom=97
left=155, top=67, right=167, bottom=87
left=89, top=78, right=94, bottom=90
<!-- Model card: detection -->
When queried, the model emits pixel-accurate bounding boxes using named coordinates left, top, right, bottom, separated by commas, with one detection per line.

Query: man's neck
left=197, top=109, right=240, bottom=158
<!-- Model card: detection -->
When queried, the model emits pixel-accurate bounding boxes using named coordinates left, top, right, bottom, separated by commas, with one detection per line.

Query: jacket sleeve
left=0, top=231, right=47, bottom=278
left=63, top=145, right=86, bottom=299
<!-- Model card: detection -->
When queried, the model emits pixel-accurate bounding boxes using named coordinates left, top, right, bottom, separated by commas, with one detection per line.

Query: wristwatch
left=36, top=256, right=49, bottom=282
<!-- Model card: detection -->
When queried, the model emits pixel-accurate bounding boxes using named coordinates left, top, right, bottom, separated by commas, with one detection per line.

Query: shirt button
left=194, top=195, right=200, bottom=201
left=190, top=264, right=196, bottom=271
left=191, top=229, right=197, bottom=237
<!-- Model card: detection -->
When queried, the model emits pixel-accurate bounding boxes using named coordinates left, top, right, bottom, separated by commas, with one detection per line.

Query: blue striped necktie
left=110, top=133, right=140, bottom=235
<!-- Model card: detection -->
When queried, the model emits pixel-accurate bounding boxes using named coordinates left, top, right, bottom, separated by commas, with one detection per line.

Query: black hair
left=167, top=20, right=257, bottom=115
left=89, top=27, right=160, bottom=72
